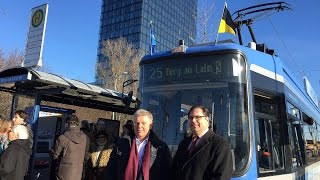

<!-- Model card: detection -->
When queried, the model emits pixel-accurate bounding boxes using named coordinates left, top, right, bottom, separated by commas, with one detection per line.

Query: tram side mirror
left=122, top=91, right=133, bottom=112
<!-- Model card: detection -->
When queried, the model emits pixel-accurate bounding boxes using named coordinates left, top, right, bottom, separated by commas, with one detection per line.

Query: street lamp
left=114, top=71, right=128, bottom=91
left=113, top=71, right=128, bottom=120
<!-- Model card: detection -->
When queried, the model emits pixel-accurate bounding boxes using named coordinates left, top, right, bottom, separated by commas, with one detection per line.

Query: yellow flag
left=218, top=7, right=236, bottom=35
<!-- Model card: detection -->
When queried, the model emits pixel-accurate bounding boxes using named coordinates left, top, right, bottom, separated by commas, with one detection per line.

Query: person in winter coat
left=106, top=109, right=172, bottom=180
left=0, top=123, right=32, bottom=180
left=50, top=114, right=89, bottom=180
left=86, top=131, right=114, bottom=180
left=171, top=105, right=233, bottom=180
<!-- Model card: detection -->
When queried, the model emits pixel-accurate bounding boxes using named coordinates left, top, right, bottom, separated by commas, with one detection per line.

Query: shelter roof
left=0, top=67, right=137, bottom=114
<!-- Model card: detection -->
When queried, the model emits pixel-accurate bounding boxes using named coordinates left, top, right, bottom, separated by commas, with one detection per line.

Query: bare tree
left=96, top=37, right=144, bottom=123
left=96, top=37, right=145, bottom=95
left=0, top=48, right=51, bottom=72
left=197, top=0, right=217, bottom=44
left=0, top=48, right=24, bottom=71
left=0, top=49, right=24, bottom=117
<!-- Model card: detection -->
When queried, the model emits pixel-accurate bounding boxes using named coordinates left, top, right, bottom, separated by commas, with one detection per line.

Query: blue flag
left=150, top=27, right=156, bottom=55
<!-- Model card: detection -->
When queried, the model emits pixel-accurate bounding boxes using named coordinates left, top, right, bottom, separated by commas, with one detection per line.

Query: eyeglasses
left=188, top=115, right=207, bottom=120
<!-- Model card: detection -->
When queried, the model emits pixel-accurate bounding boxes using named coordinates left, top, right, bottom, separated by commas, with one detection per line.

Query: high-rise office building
left=97, top=0, right=197, bottom=61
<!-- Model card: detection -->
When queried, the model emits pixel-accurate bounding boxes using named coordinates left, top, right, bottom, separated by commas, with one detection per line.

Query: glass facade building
left=97, top=0, right=197, bottom=60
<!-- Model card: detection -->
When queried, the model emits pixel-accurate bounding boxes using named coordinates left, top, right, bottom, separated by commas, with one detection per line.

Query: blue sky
left=1, top=0, right=101, bottom=82
left=1, top=0, right=319, bottom=97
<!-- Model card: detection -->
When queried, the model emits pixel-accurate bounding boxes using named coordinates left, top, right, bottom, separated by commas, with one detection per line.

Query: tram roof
left=141, top=42, right=243, bottom=62
left=0, top=67, right=137, bottom=114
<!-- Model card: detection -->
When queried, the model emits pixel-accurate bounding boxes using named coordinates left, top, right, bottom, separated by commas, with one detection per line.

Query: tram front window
left=139, top=54, right=249, bottom=174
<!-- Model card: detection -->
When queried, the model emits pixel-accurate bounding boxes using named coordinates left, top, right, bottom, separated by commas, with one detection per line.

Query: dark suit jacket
left=171, top=130, right=233, bottom=180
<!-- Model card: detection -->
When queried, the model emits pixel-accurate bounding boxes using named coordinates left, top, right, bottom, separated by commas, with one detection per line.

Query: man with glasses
left=171, top=105, right=233, bottom=180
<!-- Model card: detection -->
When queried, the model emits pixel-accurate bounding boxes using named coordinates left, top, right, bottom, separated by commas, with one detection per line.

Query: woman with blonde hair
left=0, top=117, right=12, bottom=154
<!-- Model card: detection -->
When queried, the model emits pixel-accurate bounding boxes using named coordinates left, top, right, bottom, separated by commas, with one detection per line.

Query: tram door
left=255, top=116, right=280, bottom=171
left=254, top=93, right=284, bottom=174
left=29, top=107, right=73, bottom=180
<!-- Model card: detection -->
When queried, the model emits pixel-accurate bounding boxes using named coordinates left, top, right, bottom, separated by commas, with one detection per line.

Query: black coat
left=50, top=127, right=89, bottom=180
left=106, top=130, right=172, bottom=180
left=171, top=130, right=233, bottom=180
left=0, top=139, right=32, bottom=180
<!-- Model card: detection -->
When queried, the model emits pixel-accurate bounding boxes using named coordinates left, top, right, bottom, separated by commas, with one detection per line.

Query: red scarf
left=124, top=138, right=151, bottom=180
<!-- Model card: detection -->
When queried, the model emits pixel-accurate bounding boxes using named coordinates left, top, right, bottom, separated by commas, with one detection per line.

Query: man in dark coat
left=0, top=124, right=32, bottom=180
left=106, top=109, right=172, bottom=180
left=50, top=114, right=89, bottom=180
left=171, top=105, right=233, bottom=180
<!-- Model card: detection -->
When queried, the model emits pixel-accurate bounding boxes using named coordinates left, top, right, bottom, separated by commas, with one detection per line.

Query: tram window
left=286, top=102, right=308, bottom=168
left=316, top=123, right=320, bottom=159
left=254, top=94, right=277, bottom=116
left=141, top=81, right=250, bottom=175
left=287, top=122, right=297, bottom=168
left=288, top=119, right=306, bottom=168
left=287, top=102, right=300, bottom=119
left=303, top=122, right=318, bottom=163
left=302, top=112, right=314, bottom=125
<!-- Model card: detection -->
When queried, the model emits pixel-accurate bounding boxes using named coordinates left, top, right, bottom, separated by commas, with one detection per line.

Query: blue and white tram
left=137, top=41, right=320, bottom=179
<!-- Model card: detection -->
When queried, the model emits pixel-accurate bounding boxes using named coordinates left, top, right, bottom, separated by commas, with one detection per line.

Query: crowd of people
left=0, top=106, right=233, bottom=180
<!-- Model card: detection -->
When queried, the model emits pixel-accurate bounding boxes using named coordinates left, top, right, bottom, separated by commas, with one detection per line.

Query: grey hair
left=134, top=109, right=153, bottom=122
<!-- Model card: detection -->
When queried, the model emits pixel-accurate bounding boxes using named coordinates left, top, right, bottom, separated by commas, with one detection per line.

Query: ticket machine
left=28, top=106, right=74, bottom=180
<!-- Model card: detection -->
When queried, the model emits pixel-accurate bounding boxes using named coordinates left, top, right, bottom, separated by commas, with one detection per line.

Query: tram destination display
left=143, top=55, right=242, bottom=85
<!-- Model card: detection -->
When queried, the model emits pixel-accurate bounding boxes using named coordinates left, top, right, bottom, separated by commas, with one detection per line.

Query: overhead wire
left=256, top=0, right=306, bottom=78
